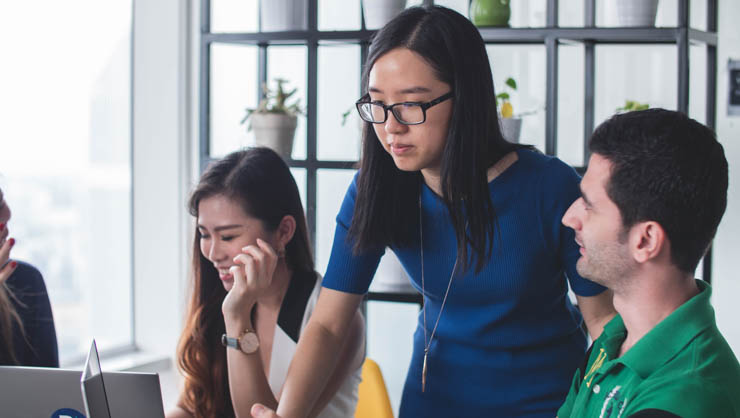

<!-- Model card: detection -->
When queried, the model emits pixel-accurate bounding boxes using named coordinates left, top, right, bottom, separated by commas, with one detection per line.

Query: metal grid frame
left=199, top=0, right=719, bottom=290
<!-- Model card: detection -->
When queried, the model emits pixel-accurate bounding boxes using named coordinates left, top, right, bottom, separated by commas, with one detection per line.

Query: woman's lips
left=218, top=268, right=233, bottom=281
left=391, top=143, right=413, bottom=155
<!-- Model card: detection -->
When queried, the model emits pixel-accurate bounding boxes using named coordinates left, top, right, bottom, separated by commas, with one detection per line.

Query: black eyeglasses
left=355, top=92, right=454, bottom=125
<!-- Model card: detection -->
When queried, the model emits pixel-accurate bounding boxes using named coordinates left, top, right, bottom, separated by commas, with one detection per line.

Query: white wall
left=711, top=0, right=740, bottom=356
left=133, top=0, right=192, bottom=359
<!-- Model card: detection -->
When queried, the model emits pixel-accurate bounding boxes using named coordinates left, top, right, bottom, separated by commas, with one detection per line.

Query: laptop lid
left=80, top=340, right=112, bottom=418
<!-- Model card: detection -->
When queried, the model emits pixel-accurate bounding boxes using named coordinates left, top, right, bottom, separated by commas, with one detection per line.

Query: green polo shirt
left=558, top=280, right=740, bottom=418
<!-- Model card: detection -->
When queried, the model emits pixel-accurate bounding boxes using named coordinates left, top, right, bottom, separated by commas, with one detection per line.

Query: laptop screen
left=81, top=340, right=112, bottom=418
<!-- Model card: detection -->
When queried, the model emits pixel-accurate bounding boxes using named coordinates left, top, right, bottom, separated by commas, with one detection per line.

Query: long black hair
left=348, top=6, right=525, bottom=273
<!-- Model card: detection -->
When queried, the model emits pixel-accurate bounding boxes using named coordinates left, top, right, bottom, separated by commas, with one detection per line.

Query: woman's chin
left=222, top=279, right=234, bottom=292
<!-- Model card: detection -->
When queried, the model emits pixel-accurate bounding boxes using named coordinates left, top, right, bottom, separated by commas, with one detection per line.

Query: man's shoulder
left=627, top=375, right=739, bottom=418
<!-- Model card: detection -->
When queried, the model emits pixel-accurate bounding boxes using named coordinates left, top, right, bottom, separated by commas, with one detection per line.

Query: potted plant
left=241, top=78, right=303, bottom=159
left=470, top=0, right=511, bottom=27
left=616, top=100, right=650, bottom=113
left=497, top=77, right=522, bottom=143
left=615, top=0, right=660, bottom=27
left=362, top=0, right=407, bottom=30
left=261, top=0, right=307, bottom=32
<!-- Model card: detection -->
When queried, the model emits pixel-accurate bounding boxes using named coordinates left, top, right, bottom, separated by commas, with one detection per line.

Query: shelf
left=203, top=27, right=717, bottom=47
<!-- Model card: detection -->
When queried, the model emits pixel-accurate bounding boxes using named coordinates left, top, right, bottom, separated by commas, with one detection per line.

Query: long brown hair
left=176, top=148, right=314, bottom=417
left=0, top=283, right=23, bottom=365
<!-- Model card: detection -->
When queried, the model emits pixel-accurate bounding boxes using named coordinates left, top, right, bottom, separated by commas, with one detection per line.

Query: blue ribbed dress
left=322, top=149, right=606, bottom=417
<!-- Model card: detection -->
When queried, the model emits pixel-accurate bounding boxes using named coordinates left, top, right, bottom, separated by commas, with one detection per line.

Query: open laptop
left=0, top=341, right=166, bottom=418
left=81, top=340, right=112, bottom=418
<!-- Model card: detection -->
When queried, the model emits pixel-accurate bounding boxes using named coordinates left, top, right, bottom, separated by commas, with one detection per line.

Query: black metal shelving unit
left=199, top=0, right=719, bottom=293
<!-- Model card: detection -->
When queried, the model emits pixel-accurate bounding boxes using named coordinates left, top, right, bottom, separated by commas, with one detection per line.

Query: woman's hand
left=222, top=238, right=279, bottom=321
left=0, top=223, right=18, bottom=283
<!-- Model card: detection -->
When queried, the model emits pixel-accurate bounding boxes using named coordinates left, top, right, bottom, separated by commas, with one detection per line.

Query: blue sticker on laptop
left=51, top=408, right=85, bottom=418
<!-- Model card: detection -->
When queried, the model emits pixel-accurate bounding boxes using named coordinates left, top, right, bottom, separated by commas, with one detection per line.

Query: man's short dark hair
left=589, top=108, right=728, bottom=274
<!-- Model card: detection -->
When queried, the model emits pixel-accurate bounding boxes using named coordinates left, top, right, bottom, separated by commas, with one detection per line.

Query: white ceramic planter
left=616, top=0, right=660, bottom=27
left=362, top=0, right=407, bottom=30
left=249, top=113, right=298, bottom=159
left=261, top=0, right=307, bottom=32
left=500, top=117, right=522, bottom=143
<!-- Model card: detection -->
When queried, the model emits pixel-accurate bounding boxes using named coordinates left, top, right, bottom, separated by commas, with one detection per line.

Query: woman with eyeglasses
left=259, top=6, right=615, bottom=418
left=0, top=185, right=59, bottom=367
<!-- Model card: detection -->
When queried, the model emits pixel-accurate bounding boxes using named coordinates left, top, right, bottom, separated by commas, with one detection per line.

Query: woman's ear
left=276, top=215, right=296, bottom=250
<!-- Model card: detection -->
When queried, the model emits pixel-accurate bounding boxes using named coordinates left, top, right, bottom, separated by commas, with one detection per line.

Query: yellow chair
left=355, top=358, right=394, bottom=418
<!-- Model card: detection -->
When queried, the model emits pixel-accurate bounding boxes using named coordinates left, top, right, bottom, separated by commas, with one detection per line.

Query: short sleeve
left=321, top=174, right=384, bottom=294
left=538, top=157, right=606, bottom=297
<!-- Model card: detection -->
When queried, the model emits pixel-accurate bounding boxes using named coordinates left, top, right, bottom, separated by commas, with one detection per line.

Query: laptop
left=81, top=340, right=112, bottom=418
left=0, top=341, right=166, bottom=418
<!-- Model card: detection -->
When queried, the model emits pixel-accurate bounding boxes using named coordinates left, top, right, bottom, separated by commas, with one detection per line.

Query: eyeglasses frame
left=355, top=91, right=455, bottom=125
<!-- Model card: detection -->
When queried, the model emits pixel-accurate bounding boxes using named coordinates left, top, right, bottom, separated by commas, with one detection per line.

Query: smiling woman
left=171, top=148, right=364, bottom=418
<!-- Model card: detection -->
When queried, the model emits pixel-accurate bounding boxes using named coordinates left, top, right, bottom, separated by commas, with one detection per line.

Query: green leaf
left=497, top=92, right=510, bottom=100
left=505, top=77, right=517, bottom=90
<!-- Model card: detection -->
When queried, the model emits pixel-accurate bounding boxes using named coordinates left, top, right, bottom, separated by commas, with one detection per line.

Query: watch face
left=240, top=332, right=260, bottom=354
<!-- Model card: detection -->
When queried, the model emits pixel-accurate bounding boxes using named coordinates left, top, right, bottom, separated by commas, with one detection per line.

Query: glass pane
left=557, top=44, right=586, bottom=167
left=290, top=168, right=307, bottom=215
left=510, top=0, right=547, bottom=27
left=435, top=0, right=469, bottom=18
left=689, top=44, right=707, bottom=125
left=211, top=0, right=258, bottom=33
left=690, top=0, right=708, bottom=31
left=268, top=46, right=308, bottom=160
left=0, top=0, right=132, bottom=363
left=594, top=46, right=677, bottom=131
left=366, top=300, right=418, bottom=417
left=486, top=45, right=547, bottom=152
left=209, top=44, right=259, bottom=158
left=597, top=0, right=677, bottom=27
left=319, top=0, right=361, bottom=31
left=559, top=0, right=585, bottom=27
left=316, top=169, right=357, bottom=275
left=318, top=44, right=362, bottom=161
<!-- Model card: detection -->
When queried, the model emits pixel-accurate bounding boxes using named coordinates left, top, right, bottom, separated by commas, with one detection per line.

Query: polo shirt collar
left=618, top=279, right=715, bottom=379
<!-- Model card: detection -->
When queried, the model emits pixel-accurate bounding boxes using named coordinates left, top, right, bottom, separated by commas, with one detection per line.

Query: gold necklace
left=419, top=192, right=459, bottom=393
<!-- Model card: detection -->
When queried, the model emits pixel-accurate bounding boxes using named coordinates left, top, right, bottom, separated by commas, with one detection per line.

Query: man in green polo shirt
left=558, top=109, right=740, bottom=418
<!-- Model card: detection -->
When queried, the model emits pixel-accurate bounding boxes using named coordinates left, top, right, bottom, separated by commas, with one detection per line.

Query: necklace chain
left=420, top=191, right=459, bottom=392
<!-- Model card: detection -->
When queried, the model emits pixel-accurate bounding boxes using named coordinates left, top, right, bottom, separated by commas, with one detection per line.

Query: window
left=0, top=0, right=133, bottom=364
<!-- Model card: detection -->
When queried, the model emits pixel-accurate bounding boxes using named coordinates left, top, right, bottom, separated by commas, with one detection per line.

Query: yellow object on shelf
left=501, top=102, right=514, bottom=118
left=355, top=358, right=394, bottom=418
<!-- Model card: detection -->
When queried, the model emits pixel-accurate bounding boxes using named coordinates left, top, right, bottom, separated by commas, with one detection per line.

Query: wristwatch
left=221, top=329, right=260, bottom=354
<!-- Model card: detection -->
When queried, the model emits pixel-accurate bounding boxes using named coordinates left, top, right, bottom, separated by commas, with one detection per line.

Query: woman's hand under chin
left=221, top=238, right=279, bottom=323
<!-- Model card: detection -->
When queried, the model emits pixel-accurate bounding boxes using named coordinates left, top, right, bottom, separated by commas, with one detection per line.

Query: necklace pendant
left=422, top=350, right=428, bottom=393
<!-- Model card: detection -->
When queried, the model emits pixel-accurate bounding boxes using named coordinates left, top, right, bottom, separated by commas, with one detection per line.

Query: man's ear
left=631, top=221, right=666, bottom=264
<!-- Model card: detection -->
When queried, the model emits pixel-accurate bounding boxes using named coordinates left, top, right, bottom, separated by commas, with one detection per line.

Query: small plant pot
left=616, top=0, right=659, bottom=27
left=260, top=0, right=307, bottom=32
left=470, top=0, right=511, bottom=27
left=362, top=0, right=407, bottom=30
left=249, top=113, right=298, bottom=159
left=500, top=117, right=522, bottom=143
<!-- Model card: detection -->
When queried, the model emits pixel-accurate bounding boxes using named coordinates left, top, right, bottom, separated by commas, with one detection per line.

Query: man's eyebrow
left=580, top=185, right=593, bottom=207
